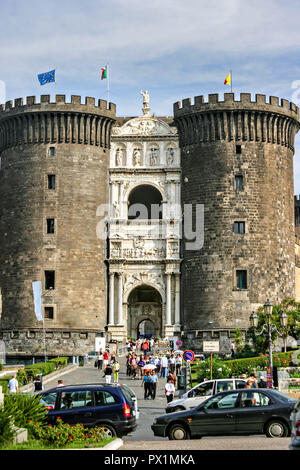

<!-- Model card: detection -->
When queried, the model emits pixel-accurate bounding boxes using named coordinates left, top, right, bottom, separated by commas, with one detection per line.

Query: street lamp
left=249, top=300, right=289, bottom=386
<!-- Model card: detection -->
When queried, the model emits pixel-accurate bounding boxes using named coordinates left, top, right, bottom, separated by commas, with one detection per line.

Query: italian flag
left=101, top=65, right=107, bottom=80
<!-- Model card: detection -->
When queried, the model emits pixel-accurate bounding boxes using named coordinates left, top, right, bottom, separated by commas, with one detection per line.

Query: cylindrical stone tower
left=174, top=93, right=300, bottom=344
left=0, top=94, right=116, bottom=357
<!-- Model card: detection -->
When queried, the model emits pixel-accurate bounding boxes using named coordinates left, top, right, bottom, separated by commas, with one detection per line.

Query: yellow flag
left=224, top=73, right=231, bottom=85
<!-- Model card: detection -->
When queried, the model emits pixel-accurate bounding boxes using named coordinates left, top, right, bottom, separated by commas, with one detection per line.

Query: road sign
left=176, top=339, right=183, bottom=347
left=203, top=341, right=219, bottom=352
left=183, top=350, right=195, bottom=362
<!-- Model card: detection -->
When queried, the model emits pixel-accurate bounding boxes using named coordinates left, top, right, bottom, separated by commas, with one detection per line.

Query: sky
left=1, top=0, right=300, bottom=192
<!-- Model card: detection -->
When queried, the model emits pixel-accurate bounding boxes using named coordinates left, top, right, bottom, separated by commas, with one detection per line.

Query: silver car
left=290, top=397, right=300, bottom=450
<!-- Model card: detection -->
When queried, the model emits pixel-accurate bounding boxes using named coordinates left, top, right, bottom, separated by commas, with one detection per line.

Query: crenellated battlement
left=0, top=95, right=116, bottom=149
left=0, top=94, right=116, bottom=117
left=174, top=93, right=299, bottom=119
left=174, top=92, right=300, bottom=149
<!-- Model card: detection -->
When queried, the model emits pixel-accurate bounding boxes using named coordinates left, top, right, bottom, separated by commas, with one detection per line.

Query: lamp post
left=249, top=300, right=290, bottom=386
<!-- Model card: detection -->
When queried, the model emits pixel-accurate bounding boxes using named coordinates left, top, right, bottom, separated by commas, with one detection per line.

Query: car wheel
left=168, top=423, right=190, bottom=440
left=97, top=424, right=117, bottom=438
left=265, top=420, right=289, bottom=438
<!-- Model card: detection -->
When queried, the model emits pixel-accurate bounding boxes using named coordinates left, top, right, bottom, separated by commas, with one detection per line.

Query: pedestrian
left=150, top=369, right=159, bottom=400
left=111, top=351, right=117, bottom=364
left=150, top=337, right=154, bottom=352
left=126, top=354, right=132, bottom=376
left=104, top=363, right=113, bottom=384
left=160, top=355, right=169, bottom=378
left=141, top=340, right=149, bottom=356
left=167, top=371, right=177, bottom=388
left=165, top=378, right=175, bottom=403
left=154, top=356, right=161, bottom=375
left=103, top=350, right=110, bottom=374
left=131, top=355, right=138, bottom=379
left=249, top=373, right=258, bottom=388
left=97, top=349, right=104, bottom=370
left=175, top=354, right=182, bottom=375
left=138, top=356, right=146, bottom=379
left=34, top=375, right=43, bottom=392
left=112, top=361, right=120, bottom=383
left=231, top=340, right=236, bottom=358
left=8, top=374, right=18, bottom=394
left=258, top=375, right=267, bottom=388
left=141, top=370, right=151, bottom=399
left=245, top=379, right=252, bottom=389
left=56, top=379, right=65, bottom=387
left=169, top=354, right=176, bottom=374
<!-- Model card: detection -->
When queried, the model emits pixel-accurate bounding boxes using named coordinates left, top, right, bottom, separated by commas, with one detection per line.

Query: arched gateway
left=127, top=285, right=162, bottom=338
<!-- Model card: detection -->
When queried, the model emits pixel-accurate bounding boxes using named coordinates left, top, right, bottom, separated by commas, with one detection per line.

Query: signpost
left=183, top=350, right=195, bottom=389
left=203, top=341, right=220, bottom=380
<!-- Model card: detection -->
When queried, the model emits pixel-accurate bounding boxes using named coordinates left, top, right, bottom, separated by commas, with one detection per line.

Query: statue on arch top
left=140, top=90, right=150, bottom=116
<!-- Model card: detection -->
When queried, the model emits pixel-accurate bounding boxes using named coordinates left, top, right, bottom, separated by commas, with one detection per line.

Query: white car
left=165, top=378, right=247, bottom=413
left=290, top=397, right=300, bottom=450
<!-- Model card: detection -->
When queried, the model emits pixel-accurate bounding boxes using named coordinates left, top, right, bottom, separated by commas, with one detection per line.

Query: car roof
left=38, top=383, right=125, bottom=394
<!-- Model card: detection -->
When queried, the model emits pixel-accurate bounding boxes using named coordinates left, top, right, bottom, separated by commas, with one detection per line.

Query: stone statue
left=167, top=148, right=174, bottom=165
left=150, top=148, right=158, bottom=166
left=140, top=90, right=149, bottom=107
left=133, top=148, right=141, bottom=166
left=115, top=148, right=123, bottom=166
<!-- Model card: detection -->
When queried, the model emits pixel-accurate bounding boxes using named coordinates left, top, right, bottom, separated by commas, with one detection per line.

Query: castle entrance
left=127, top=285, right=162, bottom=339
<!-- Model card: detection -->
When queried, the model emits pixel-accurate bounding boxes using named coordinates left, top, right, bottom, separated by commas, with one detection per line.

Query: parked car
left=166, top=378, right=247, bottom=413
left=290, top=397, right=300, bottom=450
left=37, top=383, right=137, bottom=437
left=153, top=388, right=296, bottom=440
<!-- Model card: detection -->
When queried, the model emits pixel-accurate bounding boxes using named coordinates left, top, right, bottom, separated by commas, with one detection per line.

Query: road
left=43, top=354, right=291, bottom=451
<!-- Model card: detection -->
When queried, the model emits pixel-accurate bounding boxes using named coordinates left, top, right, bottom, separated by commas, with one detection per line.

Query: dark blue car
left=37, top=383, right=137, bottom=437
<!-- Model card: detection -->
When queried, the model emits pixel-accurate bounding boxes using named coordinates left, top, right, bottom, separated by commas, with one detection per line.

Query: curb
left=101, top=438, right=124, bottom=450
left=20, top=364, right=78, bottom=393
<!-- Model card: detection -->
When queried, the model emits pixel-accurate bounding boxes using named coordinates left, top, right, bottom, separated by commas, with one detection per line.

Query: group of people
left=95, top=349, right=120, bottom=384
left=242, top=373, right=267, bottom=389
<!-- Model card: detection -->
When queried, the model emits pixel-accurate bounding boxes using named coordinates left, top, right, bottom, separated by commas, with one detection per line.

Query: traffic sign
left=183, top=350, right=195, bottom=362
left=176, top=339, right=183, bottom=347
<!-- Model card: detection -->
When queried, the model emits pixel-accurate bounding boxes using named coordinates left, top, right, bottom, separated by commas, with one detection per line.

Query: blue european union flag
left=38, top=69, right=55, bottom=85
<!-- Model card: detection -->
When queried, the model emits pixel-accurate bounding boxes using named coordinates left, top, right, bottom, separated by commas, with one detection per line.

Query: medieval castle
left=0, top=91, right=299, bottom=359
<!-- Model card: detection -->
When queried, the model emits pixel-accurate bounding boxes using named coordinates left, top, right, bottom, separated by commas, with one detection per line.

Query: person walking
left=104, top=363, right=113, bottom=384
left=150, top=369, right=159, bottom=400
left=112, top=361, right=120, bottom=383
left=8, top=374, right=19, bottom=394
left=103, top=350, right=110, bottom=375
left=160, top=355, right=169, bottom=378
left=167, top=370, right=177, bottom=388
left=137, top=356, right=145, bottom=379
left=169, top=354, right=176, bottom=374
left=141, top=370, right=151, bottom=399
left=165, top=378, right=175, bottom=403
left=258, top=375, right=267, bottom=388
left=231, top=340, right=236, bottom=358
left=56, top=379, right=65, bottom=387
left=249, top=373, right=258, bottom=388
left=34, top=375, right=43, bottom=392
left=175, top=354, right=182, bottom=375
left=97, top=349, right=104, bottom=370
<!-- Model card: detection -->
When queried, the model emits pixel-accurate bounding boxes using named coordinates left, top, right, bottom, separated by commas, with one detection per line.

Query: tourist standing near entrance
left=160, top=355, right=169, bottom=378
left=150, top=370, right=159, bottom=400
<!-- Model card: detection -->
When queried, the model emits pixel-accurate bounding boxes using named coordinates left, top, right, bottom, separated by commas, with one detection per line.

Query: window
left=236, top=270, right=247, bottom=289
left=49, top=147, right=56, bottom=156
left=59, top=390, right=93, bottom=409
left=236, top=145, right=242, bottom=154
left=44, top=306, right=54, bottom=319
left=235, top=380, right=247, bottom=389
left=46, top=218, right=55, bottom=234
left=45, top=271, right=55, bottom=290
left=216, top=381, right=234, bottom=393
left=40, top=392, right=58, bottom=410
left=94, top=390, right=117, bottom=406
left=234, top=221, right=245, bottom=234
left=189, top=381, right=214, bottom=398
left=48, top=175, right=56, bottom=190
left=235, top=175, right=244, bottom=191
left=240, top=391, right=271, bottom=408
left=204, top=392, right=239, bottom=410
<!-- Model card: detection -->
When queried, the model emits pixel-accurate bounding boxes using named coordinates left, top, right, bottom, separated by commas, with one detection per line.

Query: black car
left=152, top=388, right=296, bottom=440
left=37, top=383, right=137, bottom=437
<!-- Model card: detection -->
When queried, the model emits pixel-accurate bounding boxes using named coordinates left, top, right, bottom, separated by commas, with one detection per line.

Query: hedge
left=191, top=351, right=297, bottom=378
left=0, top=357, right=68, bottom=393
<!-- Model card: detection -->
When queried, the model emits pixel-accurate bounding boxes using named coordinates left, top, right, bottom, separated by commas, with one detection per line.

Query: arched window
left=128, top=185, right=163, bottom=220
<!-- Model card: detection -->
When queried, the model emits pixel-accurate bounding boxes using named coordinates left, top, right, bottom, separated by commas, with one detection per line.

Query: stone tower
left=174, top=93, right=300, bottom=347
left=0, top=95, right=116, bottom=356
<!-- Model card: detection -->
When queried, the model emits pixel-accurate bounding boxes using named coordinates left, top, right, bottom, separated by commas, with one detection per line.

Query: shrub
left=196, top=356, right=232, bottom=382
left=4, top=393, right=47, bottom=430
left=0, top=409, right=16, bottom=447
left=28, top=418, right=106, bottom=448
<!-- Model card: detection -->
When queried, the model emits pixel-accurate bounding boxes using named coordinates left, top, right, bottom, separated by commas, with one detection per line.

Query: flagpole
left=55, top=66, right=57, bottom=97
left=107, top=63, right=110, bottom=103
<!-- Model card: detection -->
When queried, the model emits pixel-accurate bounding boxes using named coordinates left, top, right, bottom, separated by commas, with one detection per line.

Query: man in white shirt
left=8, top=374, right=19, bottom=394
left=160, top=355, right=169, bottom=378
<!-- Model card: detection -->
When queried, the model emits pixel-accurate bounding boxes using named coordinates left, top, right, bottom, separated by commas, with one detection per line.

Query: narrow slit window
left=48, top=175, right=56, bottom=190
left=236, top=145, right=242, bottom=154
left=236, top=270, right=247, bottom=289
left=235, top=175, right=244, bottom=191
left=44, top=306, right=54, bottom=319
left=234, top=221, right=245, bottom=234
left=45, top=271, right=55, bottom=290
left=49, top=147, right=56, bottom=156
left=46, top=218, right=55, bottom=234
